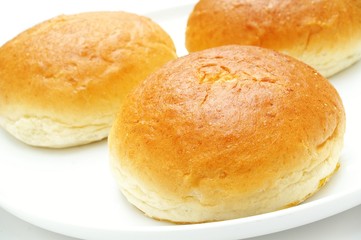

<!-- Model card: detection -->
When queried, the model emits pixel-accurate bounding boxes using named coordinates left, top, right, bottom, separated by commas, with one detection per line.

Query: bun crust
left=109, top=45, right=345, bottom=223
left=0, top=12, right=176, bottom=148
left=186, top=0, right=361, bottom=77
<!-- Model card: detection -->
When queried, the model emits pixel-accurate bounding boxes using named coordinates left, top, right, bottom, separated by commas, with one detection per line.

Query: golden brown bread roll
left=186, top=0, right=361, bottom=77
left=0, top=11, right=177, bottom=148
left=109, top=45, right=345, bottom=223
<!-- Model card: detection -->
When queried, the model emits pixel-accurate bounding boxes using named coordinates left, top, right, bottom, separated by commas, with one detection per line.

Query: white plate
left=1, top=1, right=361, bottom=240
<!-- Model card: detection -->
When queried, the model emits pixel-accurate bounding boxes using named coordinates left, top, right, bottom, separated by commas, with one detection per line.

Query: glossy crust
left=109, top=45, right=345, bottom=223
left=186, top=0, right=361, bottom=77
left=0, top=11, right=176, bottom=148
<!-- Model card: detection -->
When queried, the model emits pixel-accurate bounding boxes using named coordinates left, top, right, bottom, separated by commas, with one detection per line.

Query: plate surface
left=1, top=2, right=361, bottom=240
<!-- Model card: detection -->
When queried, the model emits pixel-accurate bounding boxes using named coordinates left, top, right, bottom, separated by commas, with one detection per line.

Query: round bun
left=186, top=0, right=361, bottom=77
left=109, top=45, right=345, bottom=223
left=0, top=11, right=176, bottom=148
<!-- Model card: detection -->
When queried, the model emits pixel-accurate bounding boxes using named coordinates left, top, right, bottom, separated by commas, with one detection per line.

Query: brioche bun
left=109, top=45, right=345, bottom=223
left=0, top=11, right=176, bottom=148
left=186, top=0, right=361, bottom=77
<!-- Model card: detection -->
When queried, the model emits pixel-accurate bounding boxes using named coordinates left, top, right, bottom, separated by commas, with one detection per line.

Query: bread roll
left=109, top=45, right=345, bottom=223
left=0, top=11, right=176, bottom=148
left=186, top=0, right=361, bottom=77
